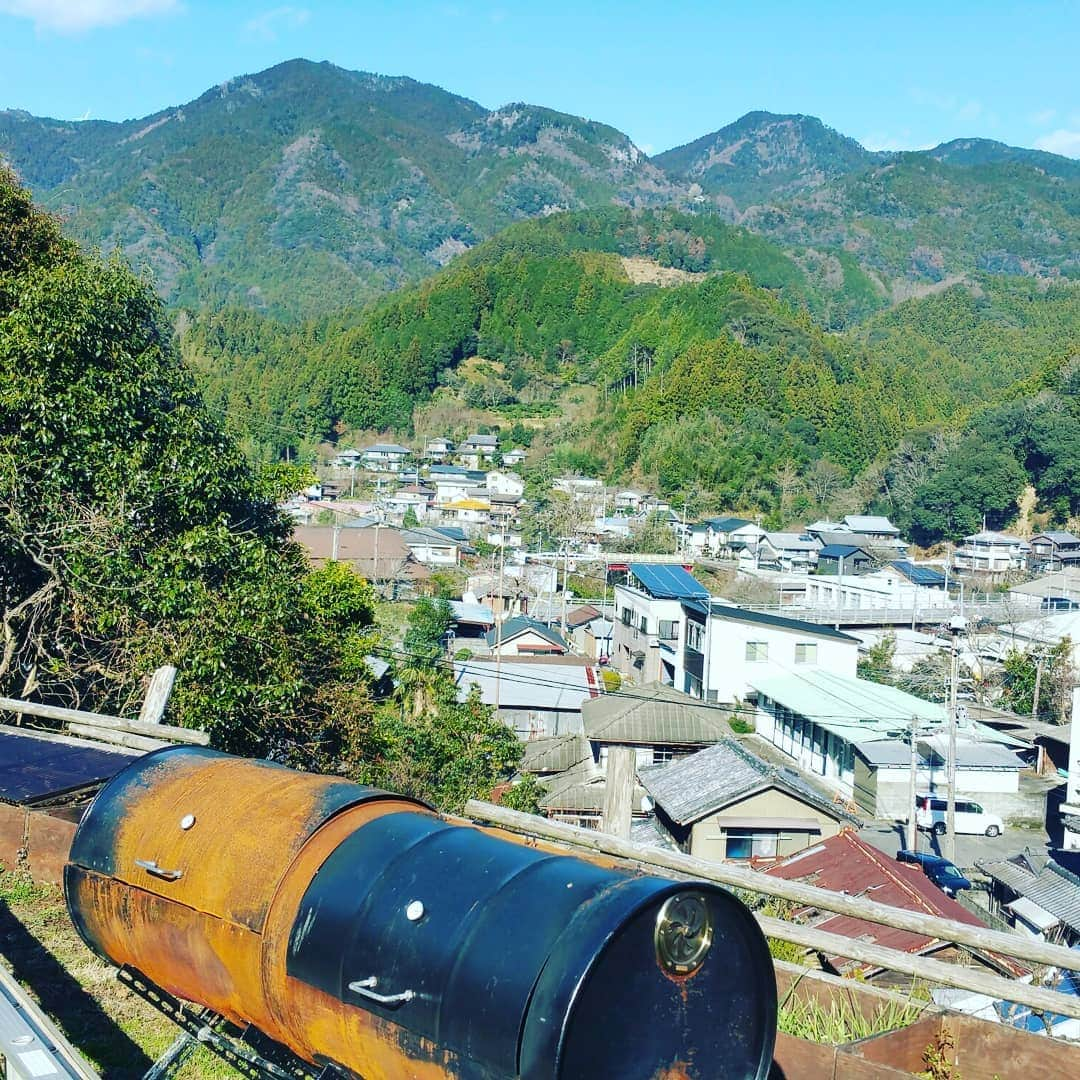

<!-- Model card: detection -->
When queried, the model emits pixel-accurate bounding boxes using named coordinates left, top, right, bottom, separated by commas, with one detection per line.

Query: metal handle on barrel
left=347, top=976, right=415, bottom=1007
left=134, top=859, right=184, bottom=882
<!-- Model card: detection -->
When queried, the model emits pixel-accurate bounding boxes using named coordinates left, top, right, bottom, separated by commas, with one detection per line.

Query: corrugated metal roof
left=766, top=831, right=1012, bottom=974
left=448, top=600, right=495, bottom=625
left=976, top=857, right=1080, bottom=935
left=582, top=683, right=729, bottom=746
left=628, top=563, right=709, bottom=599
left=750, top=670, right=946, bottom=733
left=453, top=661, right=598, bottom=710
left=521, top=733, right=590, bottom=774
left=638, top=738, right=859, bottom=827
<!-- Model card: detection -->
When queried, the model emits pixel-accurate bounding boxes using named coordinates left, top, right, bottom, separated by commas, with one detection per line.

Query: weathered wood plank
left=464, top=800, right=1080, bottom=976
left=138, top=665, right=178, bottom=726
left=66, top=723, right=170, bottom=752
left=0, top=696, right=208, bottom=745
left=600, top=746, right=635, bottom=839
left=756, top=914, right=1080, bottom=1023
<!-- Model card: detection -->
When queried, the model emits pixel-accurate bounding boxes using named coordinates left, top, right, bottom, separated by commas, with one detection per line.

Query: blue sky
left=0, top=1, right=1077, bottom=157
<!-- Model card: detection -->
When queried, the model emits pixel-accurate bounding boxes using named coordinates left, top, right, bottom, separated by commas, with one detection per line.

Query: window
left=745, top=641, right=769, bottom=662
left=725, top=830, right=780, bottom=860
left=686, top=621, right=705, bottom=652
left=652, top=745, right=677, bottom=764
left=639, top=615, right=648, bottom=634
left=621, top=607, right=632, bottom=626
left=795, top=642, right=818, bottom=665
left=659, top=619, right=679, bottom=641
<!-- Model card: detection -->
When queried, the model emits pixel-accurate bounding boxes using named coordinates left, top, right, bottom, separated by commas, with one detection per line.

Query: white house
left=669, top=601, right=859, bottom=704
left=423, top=437, right=455, bottom=462
left=485, top=617, right=570, bottom=657
left=484, top=470, right=525, bottom=498
left=804, top=563, right=954, bottom=613
left=458, top=433, right=498, bottom=468
left=745, top=532, right=818, bottom=574
left=612, top=564, right=709, bottom=683
left=842, top=515, right=903, bottom=544
left=361, top=443, right=412, bottom=473
left=750, top=669, right=1025, bottom=815
left=400, top=527, right=464, bottom=566
left=953, top=531, right=1029, bottom=578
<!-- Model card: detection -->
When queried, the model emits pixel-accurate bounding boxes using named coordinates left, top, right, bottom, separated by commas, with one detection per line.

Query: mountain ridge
left=1, top=59, right=1076, bottom=319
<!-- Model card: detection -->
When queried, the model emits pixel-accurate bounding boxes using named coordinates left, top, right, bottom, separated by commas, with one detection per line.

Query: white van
left=916, top=794, right=1003, bottom=837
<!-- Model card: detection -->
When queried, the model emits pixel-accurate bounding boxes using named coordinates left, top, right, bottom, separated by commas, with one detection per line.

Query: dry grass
left=0, top=869, right=238, bottom=1079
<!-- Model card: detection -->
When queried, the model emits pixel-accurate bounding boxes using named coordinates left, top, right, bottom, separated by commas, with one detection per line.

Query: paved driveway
left=859, top=820, right=1050, bottom=874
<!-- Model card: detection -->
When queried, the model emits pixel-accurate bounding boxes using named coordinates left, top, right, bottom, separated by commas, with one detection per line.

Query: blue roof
left=889, top=560, right=946, bottom=587
left=629, top=563, right=709, bottom=600
left=818, top=544, right=870, bottom=558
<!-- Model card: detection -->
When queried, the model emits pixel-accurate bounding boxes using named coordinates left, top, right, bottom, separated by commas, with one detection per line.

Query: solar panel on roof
left=629, top=563, right=709, bottom=599
left=0, top=730, right=134, bottom=805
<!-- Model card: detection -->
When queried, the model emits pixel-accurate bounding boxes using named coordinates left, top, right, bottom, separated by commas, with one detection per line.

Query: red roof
left=765, top=830, right=1024, bottom=975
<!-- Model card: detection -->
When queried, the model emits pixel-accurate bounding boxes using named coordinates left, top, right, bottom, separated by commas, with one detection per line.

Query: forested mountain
left=654, top=111, right=883, bottom=208
left=0, top=59, right=675, bottom=317
left=178, top=202, right=1080, bottom=540
left=2, top=61, right=1077, bottom=320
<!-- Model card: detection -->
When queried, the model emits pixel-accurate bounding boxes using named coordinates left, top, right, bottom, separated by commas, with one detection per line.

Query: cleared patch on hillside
left=620, top=256, right=707, bottom=286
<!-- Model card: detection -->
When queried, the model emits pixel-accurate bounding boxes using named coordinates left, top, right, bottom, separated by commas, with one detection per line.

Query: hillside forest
left=181, top=208, right=1080, bottom=545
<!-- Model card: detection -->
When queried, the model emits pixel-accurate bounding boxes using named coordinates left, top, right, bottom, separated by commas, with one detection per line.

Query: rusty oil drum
left=65, top=747, right=776, bottom=1079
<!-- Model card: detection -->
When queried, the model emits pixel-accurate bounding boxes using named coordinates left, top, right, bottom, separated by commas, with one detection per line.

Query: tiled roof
left=583, top=683, right=729, bottom=747
left=976, top=856, right=1080, bottom=936
left=538, top=759, right=647, bottom=813
left=818, top=544, right=871, bottom=558
left=453, top=660, right=598, bottom=710
left=639, top=738, right=860, bottom=827
left=843, top=515, right=900, bottom=535
left=486, top=617, right=567, bottom=650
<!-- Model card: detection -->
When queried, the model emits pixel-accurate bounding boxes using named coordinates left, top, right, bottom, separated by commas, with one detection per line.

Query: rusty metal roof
left=766, top=830, right=1023, bottom=976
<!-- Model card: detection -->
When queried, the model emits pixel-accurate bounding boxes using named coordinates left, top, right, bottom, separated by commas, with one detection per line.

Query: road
left=859, top=820, right=1050, bottom=874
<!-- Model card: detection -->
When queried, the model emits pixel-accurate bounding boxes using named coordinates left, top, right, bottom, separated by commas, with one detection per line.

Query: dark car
left=896, top=849, right=972, bottom=897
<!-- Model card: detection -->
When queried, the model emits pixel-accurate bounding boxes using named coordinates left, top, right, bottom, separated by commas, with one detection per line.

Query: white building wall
left=705, top=620, right=858, bottom=704
left=804, top=571, right=952, bottom=611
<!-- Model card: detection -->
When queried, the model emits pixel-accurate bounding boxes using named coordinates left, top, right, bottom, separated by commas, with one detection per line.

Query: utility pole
left=835, top=553, right=844, bottom=630
left=494, top=517, right=507, bottom=715
left=1032, top=652, right=1046, bottom=722
left=945, top=615, right=966, bottom=864
left=907, top=715, right=920, bottom=852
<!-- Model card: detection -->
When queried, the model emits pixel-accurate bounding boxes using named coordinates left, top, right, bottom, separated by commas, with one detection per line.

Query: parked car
left=896, top=850, right=973, bottom=897
left=915, top=794, right=1003, bottom=837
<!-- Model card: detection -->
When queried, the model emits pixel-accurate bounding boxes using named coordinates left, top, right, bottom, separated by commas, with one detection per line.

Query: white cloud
left=243, top=5, right=309, bottom=41
left=861, top=131, right=936, bottom=153
left=0, top=0, right=180, bottom=33
left=1034, top=129, right=1080, bottom=159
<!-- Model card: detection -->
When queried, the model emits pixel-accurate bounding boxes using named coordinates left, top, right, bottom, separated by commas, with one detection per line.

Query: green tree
left=0, top=167, right=366, bottom=764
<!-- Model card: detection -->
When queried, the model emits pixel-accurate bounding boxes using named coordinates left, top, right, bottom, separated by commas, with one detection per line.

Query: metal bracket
left=347, top=976, right=416, bottom=1007
left=134, top=859, right=183, bottom=882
